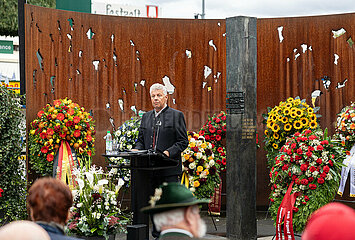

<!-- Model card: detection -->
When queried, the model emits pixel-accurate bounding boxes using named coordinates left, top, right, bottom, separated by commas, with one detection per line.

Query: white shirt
left=154, top=104, right=167, bottom=117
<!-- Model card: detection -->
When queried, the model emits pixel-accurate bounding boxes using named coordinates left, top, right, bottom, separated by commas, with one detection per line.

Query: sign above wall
left=0, top=40, right=13, bottom=54
left=92, top=2, right=160, bottom=18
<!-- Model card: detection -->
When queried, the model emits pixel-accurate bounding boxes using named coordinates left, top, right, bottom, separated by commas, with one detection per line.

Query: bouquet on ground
left=181, top=132, right=220, bottom=199
left=263, top=97, right=318, bottom=165
left=68, top=165, right=130, bottom=239
left=29, top=98, right=95, bottom=176
left=334, top=102, right=355, bottom=150
left=268, top=129, right=345, bottom=232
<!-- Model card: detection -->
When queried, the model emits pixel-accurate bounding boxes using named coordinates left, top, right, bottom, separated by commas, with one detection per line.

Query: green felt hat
left=141, top=182, right=210, bottom=214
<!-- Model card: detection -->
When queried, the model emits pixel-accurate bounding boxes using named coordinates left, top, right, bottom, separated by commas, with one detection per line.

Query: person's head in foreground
left=302, top=202, right=355, bottom=240
left=0, top=220, right=50, bottom=240
left=141, top=182, right=209, bottom=238
left=28, top=177, right=73, bottom=225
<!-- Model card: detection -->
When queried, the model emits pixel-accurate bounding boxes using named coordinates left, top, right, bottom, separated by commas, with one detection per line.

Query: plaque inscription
left=226, top=92, right=245, bottom=114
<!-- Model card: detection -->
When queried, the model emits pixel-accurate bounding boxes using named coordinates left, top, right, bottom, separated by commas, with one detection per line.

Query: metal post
left=201, top=0, right=205, bottom=19
left=18, top=0, right=26, bottom=95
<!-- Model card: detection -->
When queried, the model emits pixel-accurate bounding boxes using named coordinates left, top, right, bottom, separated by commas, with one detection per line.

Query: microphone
left=154, top=120, right=162, bottom=152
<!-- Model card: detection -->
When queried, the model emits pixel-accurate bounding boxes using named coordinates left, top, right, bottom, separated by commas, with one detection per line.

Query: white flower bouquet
left=67, top=166, right=130, bottom=239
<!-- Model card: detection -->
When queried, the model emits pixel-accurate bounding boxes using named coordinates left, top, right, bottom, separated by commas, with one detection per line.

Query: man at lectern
left=135, top=83, right=189, bottom=238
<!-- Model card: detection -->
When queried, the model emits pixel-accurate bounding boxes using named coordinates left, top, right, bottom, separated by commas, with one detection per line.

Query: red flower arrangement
left=268, top=129, right=345, bottom=232
left=29, top=98, right=96, bottom=176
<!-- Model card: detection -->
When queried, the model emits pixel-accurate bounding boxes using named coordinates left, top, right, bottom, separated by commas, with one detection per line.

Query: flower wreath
left=199, top=111, right=227, bottom=172
left=181, top=132, right=220, bottom=199
left=335, top=102, right=355, bottom=150
left=29, top=98, right=95, bottom=176
left=263, top=97, right=319, bottom=165
left=268, top=129, right=345, bottom=232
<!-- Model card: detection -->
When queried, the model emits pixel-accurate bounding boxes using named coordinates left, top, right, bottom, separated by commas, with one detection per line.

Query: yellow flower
left=287, top=97, right=294, bottom=103
left=291, top=107, right=298, bottom=113
left=310, top=114, right=316, bottom=121
left=267, top=121, right=274, bottom=129
left=193, top=181, right=200, bottom=187
left=272, top=124, right=280, bottom=132
left=294, top=99, right=301, bottom=105
left=273, top=143, right=279, bottom=149
left=295, top=109, right=304, bottom=117
left=264, top=129, right=268, bottom=135
left=197, top=166, right=203, bottom=172
left=277, top=115, right=283, bottom=121
left=189, top=142, right=196, bottom=148
left=284, top=123, right=292, bottom=131
left=300, top=117, right=309, bottom=127
left=308, top=108, right=314, bottom=114
left=204, top=169, right=209, bottom=175
left=285, top=102, right=293, bottom=108
left=281, top=117, right=288, bottom=123
left=294, top=120, right=302, bottom=129
left=283, top=108, right=291, bottom=116
left=273, top=132, right=279, bottom=139
left=271, top=115, right=278, bottom=122
left=184, top=154, right=190, bottom=160
left=310, top=121, right=317, bottom=129
left=290, top=112, right=298, bottom=119
left=201, top=143, right=207, bottom=149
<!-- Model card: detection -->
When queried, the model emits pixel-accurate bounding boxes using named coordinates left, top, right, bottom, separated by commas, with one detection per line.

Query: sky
left=93, top=0, right=355, bottom=19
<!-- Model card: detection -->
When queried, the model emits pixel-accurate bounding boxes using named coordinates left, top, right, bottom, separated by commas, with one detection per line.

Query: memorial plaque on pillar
left=226, top=16, right=257, bottom=240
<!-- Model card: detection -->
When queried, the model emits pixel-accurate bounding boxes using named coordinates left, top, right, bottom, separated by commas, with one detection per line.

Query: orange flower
left=53, top=99, right=61, bottom=106
left=68, top=108, right=75, bottom=115
left=57, top=113, right=65, bottom=121
left=350, top=123, right=355, bottom=130
left=73, top=116, right=80, bottom=124
left=37, top=110, right=44, bottom=118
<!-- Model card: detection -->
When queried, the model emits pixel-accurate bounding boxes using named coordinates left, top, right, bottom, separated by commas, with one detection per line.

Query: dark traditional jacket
left=37, top=222, right=82, bottom=240
left=135, top=106, right=188, bottom=176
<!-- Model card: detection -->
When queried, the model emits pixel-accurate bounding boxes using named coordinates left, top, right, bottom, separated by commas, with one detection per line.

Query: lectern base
left=127, top=224, right=148, bottom=240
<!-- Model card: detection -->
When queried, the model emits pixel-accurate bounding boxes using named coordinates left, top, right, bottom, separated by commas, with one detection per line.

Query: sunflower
left=294, top=120, right=302, bottom=129
left=273, top=132, right=280, bottom=139
left=295, top=109, right=304, bottom=117
left=291, top=107, right=298, bottom=113
left=309, top=121, right=317, bottom=129
left=284, top=123, right=292, bottom=131
left=290, top=112, right=298, bottom=119
left=264, top=129, right=268, bottom=135
left=310, top=114, right=316, bottom=121
left=267, top=121, right=274, bottom=129
left=277, top=115, right=283, bottom=121
left=272, top=124, right=280, bottom=132
left=307, top=108, right=314, bottom=114
left=294, top=99, right=301, bottom=105
left=285, top=102, right=293, bottom=108
left=287, top=97, right=294, bottom=103
left=300, top=117, right=309, bottom=126
left=271, top=115, right=278, bottom=122
left=281, top=117, right=288, bottom=123
left=272, top=143, right=279, bottom=149
left=283, top=108, right=291, bottom=116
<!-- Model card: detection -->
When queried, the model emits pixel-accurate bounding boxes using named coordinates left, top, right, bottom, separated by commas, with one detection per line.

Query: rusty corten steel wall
left=25, top=5, right=226, bottom=167
left=257, top=13, right=355, bottom=206
left=25, top=4, right=355, bottom=207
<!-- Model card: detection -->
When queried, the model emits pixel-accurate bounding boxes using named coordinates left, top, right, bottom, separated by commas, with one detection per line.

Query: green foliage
left=0, top=86, right=27, bottom=224
left=0, top=0, right=56, bottom=36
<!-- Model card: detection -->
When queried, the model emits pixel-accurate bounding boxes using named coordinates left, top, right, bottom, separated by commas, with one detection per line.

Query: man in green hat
left=141, top=182, right=210, bottom=239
